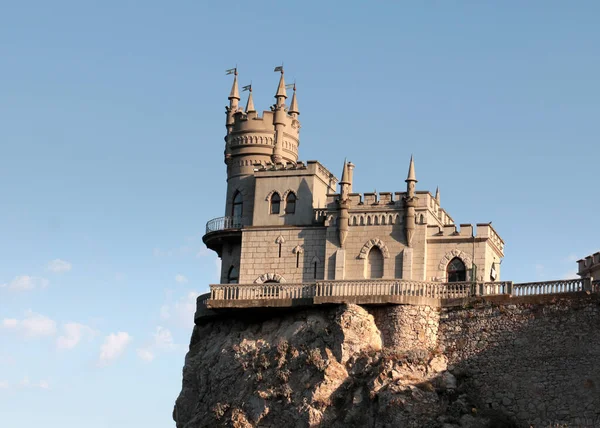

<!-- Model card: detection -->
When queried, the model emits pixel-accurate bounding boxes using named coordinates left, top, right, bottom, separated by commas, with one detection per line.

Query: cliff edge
left=175, top=296, right=600, bottom=427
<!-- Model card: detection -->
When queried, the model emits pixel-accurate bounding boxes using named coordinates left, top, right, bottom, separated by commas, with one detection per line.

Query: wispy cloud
left=136, top=348, right=154, bottom=362
left=18, top=377, right=50, bottom=390
left=0, top=275, right=49, bottom=291
left=56, top=322, right=95, bottom=350
left=98, top=332, right=132, bottom=366
left=2, top=310, right=57, bottom=337
left=0, top=381, right=9, bottom=389
left=136, top=326, right=177, bottom=363
left=47, top=259, right=72, bottom=273
left=175, top=274, right=188, bottom=284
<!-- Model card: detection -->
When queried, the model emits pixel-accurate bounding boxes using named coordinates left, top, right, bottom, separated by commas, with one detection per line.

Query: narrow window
left=366, top=247, right=384, bottom=279
left=270, top=193, right=281, bottom=214
left=227, top=266, right=239, bottom=284
left=285, top=193, right=296, bottom=214
left=232, top=191, right=243, bottom=223
left=278, top=242, right=282, bottom=258
left=296, top=252, right=300, bottom=268
left=447, top=257, right=466, bottom=282
left=313, top=261, right=318, bottom=279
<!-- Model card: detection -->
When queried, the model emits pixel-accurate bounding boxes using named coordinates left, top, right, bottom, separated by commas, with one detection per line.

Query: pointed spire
left=406, top=155, right=417, bottom=182
left=289, top=83, right=299, bottom=115
left=228, top=69, right=240, bottom=101
left=340, top=158, right=349, bottom=184
left=435, top=186, right=440, bottom=203
left=245, top=87, right=255, bottom=112
left=275, top=69, right=287, bottom=99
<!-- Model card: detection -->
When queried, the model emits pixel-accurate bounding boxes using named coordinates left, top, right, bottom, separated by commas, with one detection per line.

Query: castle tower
left=222, top=68, right=302, bottom=225
left=404, top=156, right=417, bottom=247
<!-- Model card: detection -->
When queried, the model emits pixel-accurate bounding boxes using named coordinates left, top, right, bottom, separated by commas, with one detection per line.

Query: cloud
left=0, top=381, right=8, bottom=389
left=0, top=275, right=49, bottom=291
left=136, top=326, right=177, bottom=363
left=196, top=247, right=210, bottom=258
left=47, top=259, right=72, bottom=273
left=175, top=274, right=188, bottom=284
left=17, top=377, right=49, bottom=390
left=3, top=319, right=18, bottom=328
left=56, top=322, right=95, bottom=350
left=136, top=349, right=154, bottom=362
left=98, top=332, right=132, bottom=366
left=2, top=311, right=57, bottom=337
left=159, top=305, right=170, bottom=321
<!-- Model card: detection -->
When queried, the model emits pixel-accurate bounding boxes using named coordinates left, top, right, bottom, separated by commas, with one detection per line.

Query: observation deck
left=202, top=215, right=244, bottom=257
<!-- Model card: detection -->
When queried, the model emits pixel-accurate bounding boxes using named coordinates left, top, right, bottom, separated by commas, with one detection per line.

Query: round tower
left=222, top=68, right=301, bottom=224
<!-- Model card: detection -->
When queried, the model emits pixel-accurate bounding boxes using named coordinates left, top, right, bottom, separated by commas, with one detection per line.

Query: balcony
left=203, top=216, right=244, bottom=257
left=205, top=216, right=243, bottom=234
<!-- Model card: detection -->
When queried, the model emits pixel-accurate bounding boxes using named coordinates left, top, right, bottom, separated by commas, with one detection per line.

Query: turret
left=272, top=69, right=287, bottom=163
left=245, top=85, right=255, bottom=113
left=338, top=160, right=351, bottom=247
left=289, top=83, right=299, bottom=118
left=435, top=186, right=440, bottom=204
left=404, top=156, right=418, bottom=247
left=225, top=69, right=240, bottom=135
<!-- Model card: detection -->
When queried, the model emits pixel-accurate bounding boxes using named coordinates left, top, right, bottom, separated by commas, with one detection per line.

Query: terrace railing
left=205, top=216, right=243, bottom=234
left=512, top=278, right=586, bottom=296
left=207, top=278, right=592, bottom=303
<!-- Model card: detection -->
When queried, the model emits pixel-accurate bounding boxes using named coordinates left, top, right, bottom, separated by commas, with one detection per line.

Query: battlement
left=427, top=222, right=505, bottom=255
left=578, top=252, right=600, bottom=278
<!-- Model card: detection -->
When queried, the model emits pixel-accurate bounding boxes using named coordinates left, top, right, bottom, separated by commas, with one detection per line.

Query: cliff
left=174, top=295, right=600, bottom=428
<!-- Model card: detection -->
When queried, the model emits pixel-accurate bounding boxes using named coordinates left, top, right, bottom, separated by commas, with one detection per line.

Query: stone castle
left=204, top=68, right=505, bottom=289
left=174, top=68, right=600, bottom=428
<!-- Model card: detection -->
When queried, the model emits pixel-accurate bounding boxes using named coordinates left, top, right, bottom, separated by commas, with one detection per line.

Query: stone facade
left=204, top=69, right=505, bottom=288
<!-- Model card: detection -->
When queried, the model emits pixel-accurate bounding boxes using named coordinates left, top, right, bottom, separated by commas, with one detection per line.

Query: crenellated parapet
left=426, top=222, right=505, bottom=257
left=578, top=252, right=600, bottom=280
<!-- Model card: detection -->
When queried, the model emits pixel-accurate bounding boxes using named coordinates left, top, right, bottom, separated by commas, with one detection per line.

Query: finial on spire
left=435, top=186, right=440, bottom=203
left=289, top=82, right=299, bottom=115
left=406, top=155, right=417, bottom=182
left=228, top=67, right=240, bottom=101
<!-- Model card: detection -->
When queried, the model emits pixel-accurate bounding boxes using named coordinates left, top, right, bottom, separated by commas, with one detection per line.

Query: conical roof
left=228, top=71, right=240, bottom=100
left=245, top=88, right=255, bottom=112
left=406, top=155, right=417, bottom=182
left=275, top=71, right=287, bottom=99
left=289, top=84, right=299, bottom=115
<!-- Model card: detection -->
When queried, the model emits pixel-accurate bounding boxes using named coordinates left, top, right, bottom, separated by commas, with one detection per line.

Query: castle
left=203, top=68, right=505, bottom=288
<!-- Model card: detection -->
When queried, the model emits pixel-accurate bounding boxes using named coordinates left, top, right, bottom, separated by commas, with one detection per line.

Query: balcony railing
left=205, top=216, right=243, bottom=234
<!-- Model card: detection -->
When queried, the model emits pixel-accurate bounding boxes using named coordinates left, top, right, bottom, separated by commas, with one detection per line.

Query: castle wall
left=238, top=227, right=327, bottom=284
left=365, top=295, right=600, bottom=427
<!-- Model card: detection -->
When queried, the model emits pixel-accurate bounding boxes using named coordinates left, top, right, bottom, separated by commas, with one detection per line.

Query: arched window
left=366, top=247, right=384, bottom=279
left=285, top=192, right=296, bottom=214
left=232, top=191, right=243, bottom=220
left=447, top=257, right=466, bottom=282
left=227, top=266, right=239, bottom=284
left=270, top=193, right=281, bottom=214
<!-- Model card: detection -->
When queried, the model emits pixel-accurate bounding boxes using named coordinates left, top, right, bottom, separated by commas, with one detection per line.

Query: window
left=232, top=191, right=243, bottom=220
left=366, top=247, right=384, bottom=279
left=270, top=193, right=281, bottom=214
left=313, top=261, right=318, bottom=279
left=227, top=266, right=239, bottom=284
left=447, top=257, right=466, bottom=282
left=285, top=192, right=296, bottom=214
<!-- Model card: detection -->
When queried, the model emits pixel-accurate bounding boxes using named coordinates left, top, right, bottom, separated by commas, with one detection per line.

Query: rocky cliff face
left=174, top=304, right=506, bottom=428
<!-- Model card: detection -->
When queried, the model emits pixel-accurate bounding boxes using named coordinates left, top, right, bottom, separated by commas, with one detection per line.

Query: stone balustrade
left=198, top=278, right=592, bottom=318
left=512, top=278, right=586, bottom=296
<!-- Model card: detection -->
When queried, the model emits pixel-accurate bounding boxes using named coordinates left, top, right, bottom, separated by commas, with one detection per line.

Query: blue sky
left=1, top=1, right=598, bottom=427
